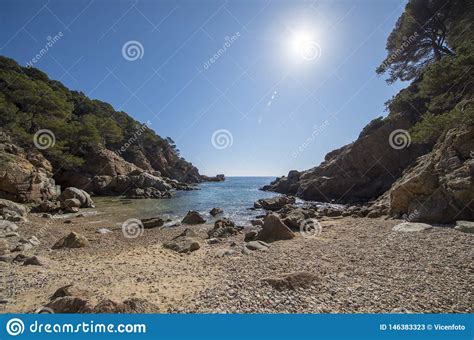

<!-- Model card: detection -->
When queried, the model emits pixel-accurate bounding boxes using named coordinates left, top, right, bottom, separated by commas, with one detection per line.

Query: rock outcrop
left=0, top=134, right=57, bottom=203
left=386, top=125, right=474, bottom=223
left=263, top=113, right=430, bottom=203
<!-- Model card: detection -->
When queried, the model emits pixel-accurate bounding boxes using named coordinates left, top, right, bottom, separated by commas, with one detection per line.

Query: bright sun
left=287, top=28, right=322, bottom=63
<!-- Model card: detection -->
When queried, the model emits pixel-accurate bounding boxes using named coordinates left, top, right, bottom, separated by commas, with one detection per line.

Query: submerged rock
left=210, top=207, right=223, bottom=216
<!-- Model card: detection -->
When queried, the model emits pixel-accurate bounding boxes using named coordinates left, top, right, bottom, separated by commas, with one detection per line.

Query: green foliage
left=411, top=102, right=474, bottom=143
left=0, top=55, right=178, bottom=171
left=377, top=0, right=466, bottom=83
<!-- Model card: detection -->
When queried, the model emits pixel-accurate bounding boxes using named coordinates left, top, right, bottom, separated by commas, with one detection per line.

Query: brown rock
left=52, top=232, right=88, bottom=249
left=182, top=210, right=206, bottom=224
left=262, top=272, right=319, bottom=290
left=256, top=214, right=295, bottom=242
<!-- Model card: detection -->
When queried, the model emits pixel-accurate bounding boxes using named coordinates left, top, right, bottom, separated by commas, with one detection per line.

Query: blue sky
left=0, top=0, right=407, bottom=176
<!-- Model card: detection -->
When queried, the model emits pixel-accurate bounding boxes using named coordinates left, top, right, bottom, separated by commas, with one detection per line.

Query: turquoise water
left=94, top=177, right=279, bottom=225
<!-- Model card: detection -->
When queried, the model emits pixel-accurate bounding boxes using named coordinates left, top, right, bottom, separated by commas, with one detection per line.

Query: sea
left=93, top=177, right=281, bottom=225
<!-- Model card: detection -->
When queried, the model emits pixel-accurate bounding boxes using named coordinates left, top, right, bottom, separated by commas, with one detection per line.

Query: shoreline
left=2, top=205, right=472, bottom=314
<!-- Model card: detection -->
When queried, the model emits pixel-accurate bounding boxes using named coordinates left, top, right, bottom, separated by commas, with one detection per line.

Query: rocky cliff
left=0, top=56, right=210, bottom=202
left=263, top=112, right=431, bottom=203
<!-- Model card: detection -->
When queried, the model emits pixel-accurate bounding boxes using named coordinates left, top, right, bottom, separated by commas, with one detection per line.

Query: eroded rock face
left=388, top=126, right=474, bottom=223
left=263, top=114, right=430, bottom=203
left=0, top=138, right=57, bottom=203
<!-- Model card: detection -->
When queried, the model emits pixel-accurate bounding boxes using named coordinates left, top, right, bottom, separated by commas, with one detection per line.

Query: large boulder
left=263, top=114, right=430, bottom=203
left=388, top=126, right=474, bottom=223
left=0, top=138, right=57, bottom=202
left=52, top=232, right=89, bottom=249
left=182, top=210, right=206, bottom=224
left=256, top=196, right=296, bottom=211
left=59, top=187, right=94, bottom=208
left=0, top=198, right=28, bottom=217
left=256, top=214, right=295, bottom=242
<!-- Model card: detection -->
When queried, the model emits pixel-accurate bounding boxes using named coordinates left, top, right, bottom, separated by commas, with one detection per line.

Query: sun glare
left=286, top=27, right=322, bottom=64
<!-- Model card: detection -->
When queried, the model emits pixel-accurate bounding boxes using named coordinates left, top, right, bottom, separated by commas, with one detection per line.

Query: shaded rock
left=250, top=219, right=263, bottom=227
left=388, top=126, right=474, bottom=223
left=59, top=187, right=94, bottom=208
left=244, top=230, right=258, bottom=242
left=182, top=210, right=206, bottom=224
left=210, top=207, right=223, bottom=216
left=163, top=235, right=200, bottom=253
left=45, top=296, right=92, bottom=313
left=256, top=214, right=295, bottom=242
left=246, top=240, right=269, bottom=251
left=263, top=114, right=430, bottom=203
left=207, top=238, right=220, bottom=244
left=261, top=272, right=319, bottom=290
left=34, top=201, right=58, bottom=213
left=52, top=232, right=89, bottom=249
left=454, top=220, right=474, bottom=234
left=207, top=218, right=238, bottom=238
left=281, top=208, right=312, bottom=229
left=61, top=198, right=81, bottom=213
left=51, top=284, right=91, bottom=300
left=23, top=256, right=55, bottom=267
left=0, top=198, right=28, bottom=217
left=392, top=222, right=433, bottom=232
left=141, top=217, right=164, bottom=229
left=257, top=196, right=296, bottom=211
